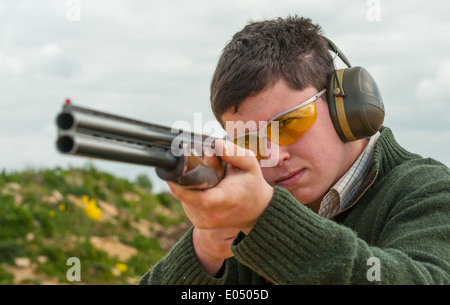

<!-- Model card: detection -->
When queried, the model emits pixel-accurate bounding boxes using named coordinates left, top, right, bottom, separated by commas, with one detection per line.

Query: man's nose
left=259, top=139, right=291, bottom=168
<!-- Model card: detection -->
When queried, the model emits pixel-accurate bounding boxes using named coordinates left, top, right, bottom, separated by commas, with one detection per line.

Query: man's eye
left=279, top=118, right=294, bottom=127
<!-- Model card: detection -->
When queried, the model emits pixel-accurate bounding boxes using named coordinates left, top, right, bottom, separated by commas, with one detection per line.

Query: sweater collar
left=331, top=126, right=421, bottom=221
left=371, top=126, right=421, bottom=178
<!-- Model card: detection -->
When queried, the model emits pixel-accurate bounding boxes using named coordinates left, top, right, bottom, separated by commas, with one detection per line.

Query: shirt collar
left=318, top=132, right=380, bottom=218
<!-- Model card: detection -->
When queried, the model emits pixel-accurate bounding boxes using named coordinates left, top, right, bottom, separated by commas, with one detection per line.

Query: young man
left=140, top=16, right=450, bottom=284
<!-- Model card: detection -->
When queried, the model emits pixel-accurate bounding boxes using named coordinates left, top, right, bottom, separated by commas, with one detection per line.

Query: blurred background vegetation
left=0, top=163, right=189, bottom=284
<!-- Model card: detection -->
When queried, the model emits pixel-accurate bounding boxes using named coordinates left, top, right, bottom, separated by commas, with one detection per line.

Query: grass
left=0, top=163, right=187, bottom=284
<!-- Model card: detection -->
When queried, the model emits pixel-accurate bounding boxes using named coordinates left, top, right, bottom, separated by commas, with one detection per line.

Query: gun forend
left=55, top=102, right=225, bottom=189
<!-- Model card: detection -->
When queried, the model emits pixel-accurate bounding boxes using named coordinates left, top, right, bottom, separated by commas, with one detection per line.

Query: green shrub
left=0, top=265, right=14, bottom=284
left=0, top=239, right=27, bottom=264
left=0, top=195, right=34, bottom=240
left=135, top=174, right=153, bottom=191
left=0, top=165, right=185, bottom=284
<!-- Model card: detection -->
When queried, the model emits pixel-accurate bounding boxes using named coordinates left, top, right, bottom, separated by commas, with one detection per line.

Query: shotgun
left=55, top=100, right=226, bottom=189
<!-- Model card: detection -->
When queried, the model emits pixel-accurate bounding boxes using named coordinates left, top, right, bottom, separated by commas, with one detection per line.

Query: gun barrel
left=55, top=103, right=225, bottom=188
left=56, top=133, right=178, bottom=169
left=56, top=104, right=211, bottom=147
left=55, top=104, right=185, bottom=169
left=57, top=106, right=178, bottom=147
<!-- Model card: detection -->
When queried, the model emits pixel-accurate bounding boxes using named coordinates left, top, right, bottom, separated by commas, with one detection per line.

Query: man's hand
left=168, top=139, right=274, bottom=234
left=167, top=139, right=274, bottom=276
left=192, top=227, right=240, bottom=276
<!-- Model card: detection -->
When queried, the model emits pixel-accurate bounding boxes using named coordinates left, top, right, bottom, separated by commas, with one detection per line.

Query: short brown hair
left=210, top=16, right=334, bottom=124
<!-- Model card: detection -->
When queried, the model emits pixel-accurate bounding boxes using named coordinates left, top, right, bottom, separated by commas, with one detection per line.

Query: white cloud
left=38, top=43, right=61, bottom=57
left=0, top=52, right=25, bottom=76
left=415, top=62, right=450, bottom=108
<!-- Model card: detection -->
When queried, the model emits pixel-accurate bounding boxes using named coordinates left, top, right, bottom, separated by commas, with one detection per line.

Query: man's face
left=221, top=79, right=354, bottom=209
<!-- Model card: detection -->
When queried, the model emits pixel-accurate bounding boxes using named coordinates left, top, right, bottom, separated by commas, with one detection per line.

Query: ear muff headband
left=333, top=69, right=357, bottom=141
left=324, top=37, right=385, bottom=142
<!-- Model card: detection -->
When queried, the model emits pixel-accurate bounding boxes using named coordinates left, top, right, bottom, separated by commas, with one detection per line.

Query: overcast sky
left=1, top=0, right=449, bottom=192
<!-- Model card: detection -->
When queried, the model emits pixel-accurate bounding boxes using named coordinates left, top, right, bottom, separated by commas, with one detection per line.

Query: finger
left=214, top=139, right=258, bottom=171
left=167, top=181, right=222, bottom=225
left=202, top=153, right=226, bottom=181
left=167, top=181, right=207, bottom=204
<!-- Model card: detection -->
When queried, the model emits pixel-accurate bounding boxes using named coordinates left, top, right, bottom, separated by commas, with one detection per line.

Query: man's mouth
left=275, top=169, right=306, bottom=187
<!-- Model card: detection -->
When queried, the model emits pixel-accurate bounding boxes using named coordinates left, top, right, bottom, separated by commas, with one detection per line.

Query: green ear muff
left=324, top=37, right=385, bottom=142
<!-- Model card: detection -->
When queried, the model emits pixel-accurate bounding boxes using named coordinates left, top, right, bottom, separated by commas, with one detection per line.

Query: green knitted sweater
left=140, top=127, right=450, bottom=284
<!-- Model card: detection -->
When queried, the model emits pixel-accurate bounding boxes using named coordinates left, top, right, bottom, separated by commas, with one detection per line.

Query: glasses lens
left=233, top=101, right=318, bottom=160
left=267, top=102, right=317, bottom=145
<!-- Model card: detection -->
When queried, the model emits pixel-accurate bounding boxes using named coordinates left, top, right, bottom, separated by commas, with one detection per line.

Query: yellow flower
left=115, top=262, right=128, bottom=273
left=84, top=203, right=103, bottom=222
left=81, top=195, right=103, bottom=222
left=49, top=210, right=56, bottom=218
left=58, top=203, right=66, bottom=212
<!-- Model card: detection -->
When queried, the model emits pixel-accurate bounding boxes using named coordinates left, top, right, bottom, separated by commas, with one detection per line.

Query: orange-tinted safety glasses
left=231, top=89, right=326, bottom=159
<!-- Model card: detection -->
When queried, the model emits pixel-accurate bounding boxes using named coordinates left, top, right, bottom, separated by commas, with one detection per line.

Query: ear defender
left=324, top=37, right=385, bottom=142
